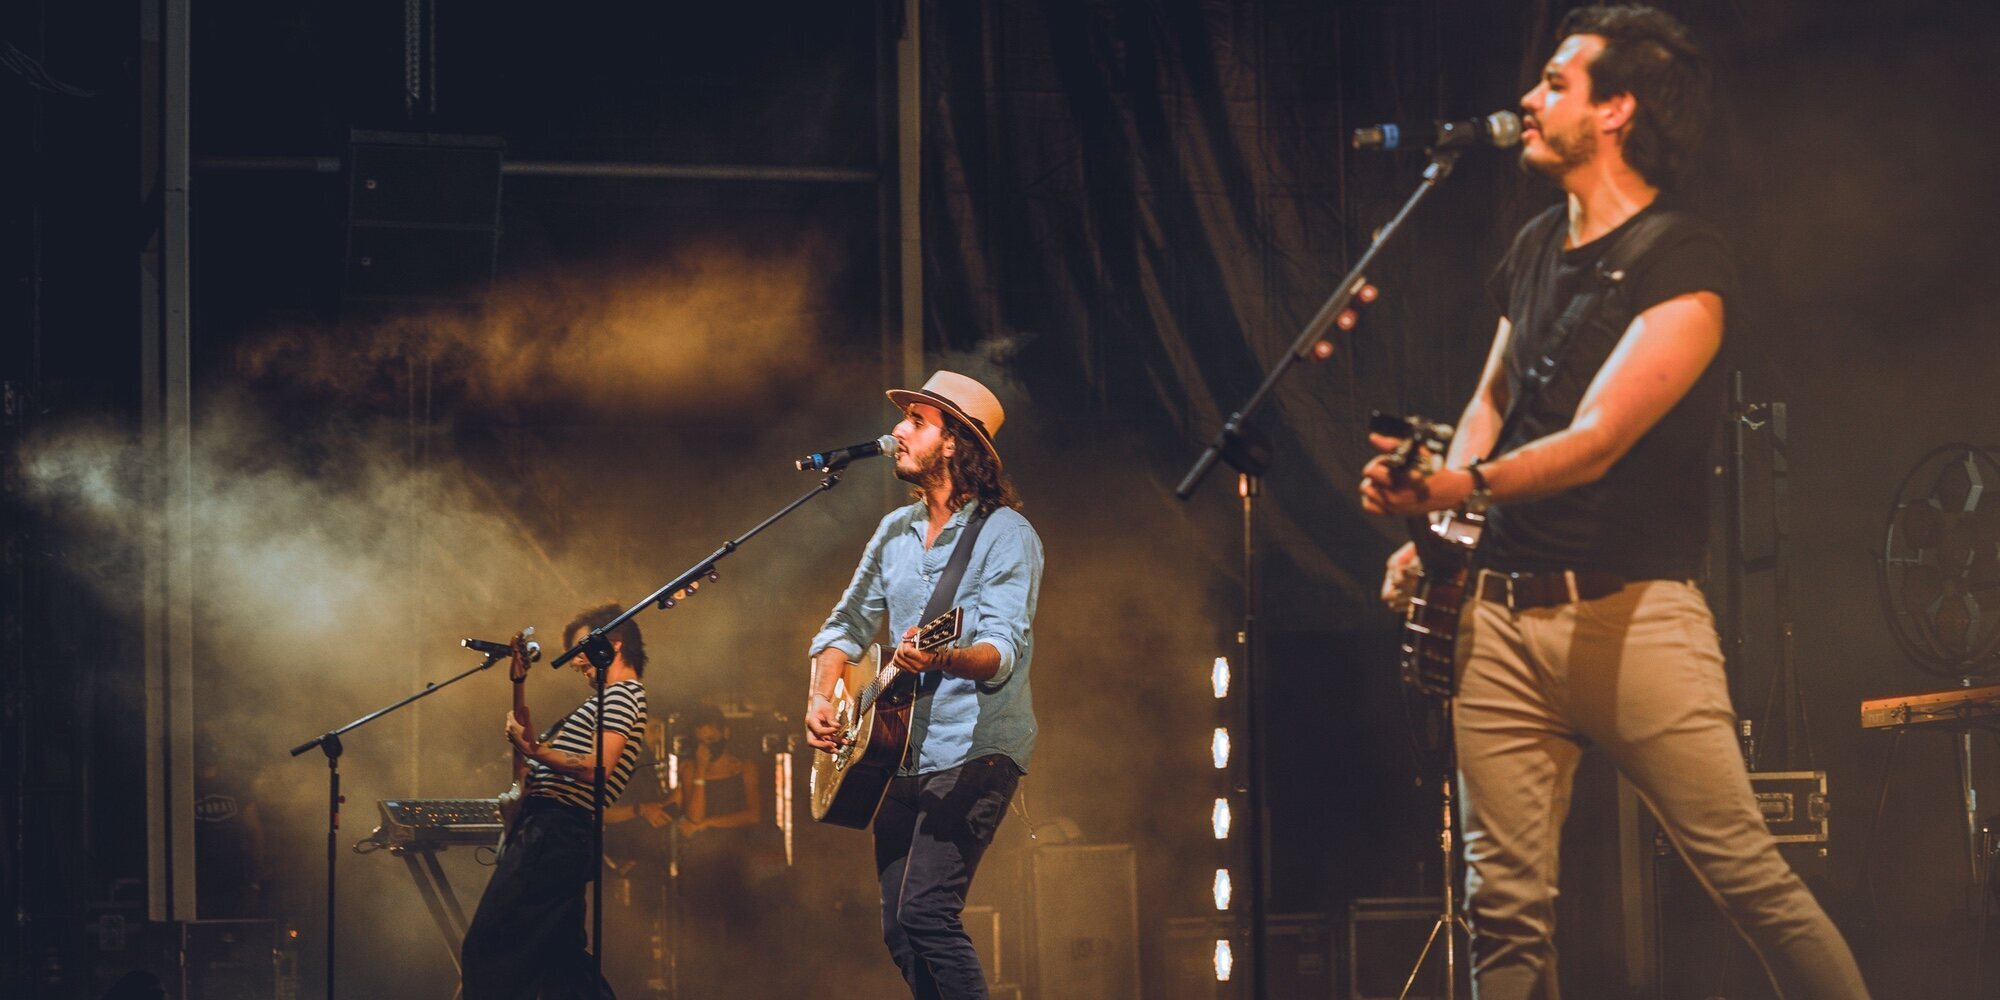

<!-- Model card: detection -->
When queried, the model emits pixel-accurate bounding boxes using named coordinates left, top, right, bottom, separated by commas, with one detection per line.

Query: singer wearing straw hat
left=805, top=371, right=1044, bottom=999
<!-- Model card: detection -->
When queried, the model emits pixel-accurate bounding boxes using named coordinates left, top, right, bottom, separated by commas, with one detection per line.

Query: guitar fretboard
left=852, top=609, right=961, bottom=716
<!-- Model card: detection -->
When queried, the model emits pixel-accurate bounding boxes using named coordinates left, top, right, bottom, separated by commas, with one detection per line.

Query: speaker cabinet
left=1030, top=844, right=1140, bottom=999
left=343, top=130, right=504, bottom=306
left=1164, top=913, right=1336, bottom=999
left=1347, top=897, right=1468, bottom=1000
left=182, top=920, right=277, bottom=1000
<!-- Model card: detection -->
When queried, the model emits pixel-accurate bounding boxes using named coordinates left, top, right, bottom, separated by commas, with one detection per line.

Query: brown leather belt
left=1475, top=568, right=1626, bottom=611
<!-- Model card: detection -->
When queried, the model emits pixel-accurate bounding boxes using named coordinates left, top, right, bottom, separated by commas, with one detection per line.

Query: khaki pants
left=1454, top=577, right=1869, bottom=999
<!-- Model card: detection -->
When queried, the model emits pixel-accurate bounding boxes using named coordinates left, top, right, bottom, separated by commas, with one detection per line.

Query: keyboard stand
left=395, top=844, right=477, bottom=975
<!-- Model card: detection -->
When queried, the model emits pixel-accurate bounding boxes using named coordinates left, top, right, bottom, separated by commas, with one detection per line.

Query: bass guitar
left=493, top=627, right=537, bottom=847
left=1371, top=412, right=1482, bottom=699
left=809, top=607, right=963, bottom=829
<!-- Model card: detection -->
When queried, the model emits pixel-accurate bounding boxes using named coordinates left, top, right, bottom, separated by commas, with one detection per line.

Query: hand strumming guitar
left=1382, top=542, right=1422, bottom=613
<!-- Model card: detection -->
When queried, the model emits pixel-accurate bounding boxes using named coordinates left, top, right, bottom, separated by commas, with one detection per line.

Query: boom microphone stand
left=545, top=466, right=856, bottom=992
left=1175, top=148, right=1465, bottom=998
left=288, top=645, right=510, bottom=1000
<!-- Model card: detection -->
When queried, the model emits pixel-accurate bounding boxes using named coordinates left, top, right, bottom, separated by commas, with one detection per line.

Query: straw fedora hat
left=886, top=370, right=1005, bottom=466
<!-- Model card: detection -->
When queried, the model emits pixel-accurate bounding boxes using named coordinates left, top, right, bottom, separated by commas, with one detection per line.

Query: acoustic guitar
left=809, top=607, right=963, bottom=829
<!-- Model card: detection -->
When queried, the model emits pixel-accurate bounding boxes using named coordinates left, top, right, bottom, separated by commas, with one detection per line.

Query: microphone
left=795, top=434, right=897, bottom=472
left=1351, top=110, right=1522, bottom=152
left=464, top=637, right=542, bottom=662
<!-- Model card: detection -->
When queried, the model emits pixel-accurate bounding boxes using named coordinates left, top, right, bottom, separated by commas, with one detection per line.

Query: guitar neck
left=511, top=682, right=530, bottom=784
left=850, top=608, right=963, bottom=715
left=855, top=667, right=901, bottom=716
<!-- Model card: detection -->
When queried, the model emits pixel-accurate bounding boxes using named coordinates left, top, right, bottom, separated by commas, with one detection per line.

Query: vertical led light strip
left=1211, top=655, right=1234, bottom=984
left=774, top=750, right=794, bottom=866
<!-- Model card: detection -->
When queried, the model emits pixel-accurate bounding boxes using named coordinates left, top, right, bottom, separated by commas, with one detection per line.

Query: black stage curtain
left=921, top=0, right=1547, bottom=629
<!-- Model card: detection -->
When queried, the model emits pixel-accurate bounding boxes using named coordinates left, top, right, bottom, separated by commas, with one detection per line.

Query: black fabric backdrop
left=923, top=0, right=1552, bottom=630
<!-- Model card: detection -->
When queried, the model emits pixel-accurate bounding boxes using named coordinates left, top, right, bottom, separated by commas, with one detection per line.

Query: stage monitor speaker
left=343, top=130, right=504, bottom=307
left=1031, top=844, right=1140, bottom=999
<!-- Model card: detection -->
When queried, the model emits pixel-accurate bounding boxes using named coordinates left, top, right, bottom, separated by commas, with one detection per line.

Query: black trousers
left=873, top=754, right=1021, bottom=1000
left=462, top=801, right=614, bottom=1000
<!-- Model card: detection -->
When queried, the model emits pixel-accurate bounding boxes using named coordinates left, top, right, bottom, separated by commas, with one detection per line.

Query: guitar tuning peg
left=1311, top=340, right=1336, bottom=361
left=1336, top=308, right=1358, bottom=331
left=1358, top=283, right=1379, bottom=303
left=707, top=570, right=720, bottom=582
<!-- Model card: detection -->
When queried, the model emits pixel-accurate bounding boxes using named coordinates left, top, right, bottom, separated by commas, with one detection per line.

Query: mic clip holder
left=580, top=632, right=616, bottom=670
left=655, top=569, right=721, bottom=610
left=1175, top=147, right=1461, bottom=497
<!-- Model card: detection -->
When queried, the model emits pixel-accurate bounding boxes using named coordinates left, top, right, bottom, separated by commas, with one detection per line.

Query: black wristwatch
left=1466, top=463, right=1494, bottom=514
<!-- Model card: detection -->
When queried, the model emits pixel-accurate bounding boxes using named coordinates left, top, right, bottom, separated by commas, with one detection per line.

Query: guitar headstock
left=914, top=608, right=963, bottom=652
left=1369, top=410, right=1455, bottom=476
left=507, top=627, right=536, bottom=684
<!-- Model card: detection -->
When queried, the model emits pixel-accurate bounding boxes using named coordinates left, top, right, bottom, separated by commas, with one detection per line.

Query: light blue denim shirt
left=810, top=502, right=1043, bottom=775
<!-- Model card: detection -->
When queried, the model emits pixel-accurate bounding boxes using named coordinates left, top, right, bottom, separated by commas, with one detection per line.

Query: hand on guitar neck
left=1358, top=430, right=1479, bottom=519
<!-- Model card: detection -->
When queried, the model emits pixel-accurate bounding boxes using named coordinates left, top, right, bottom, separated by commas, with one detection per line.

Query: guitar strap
left=1485, top=206, right=1689, bottom=460
left=915, top=507, right=992, bottom=695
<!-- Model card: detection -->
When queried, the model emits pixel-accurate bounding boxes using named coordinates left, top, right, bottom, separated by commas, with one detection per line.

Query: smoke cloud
left=239, top=242, right=834, bottom=419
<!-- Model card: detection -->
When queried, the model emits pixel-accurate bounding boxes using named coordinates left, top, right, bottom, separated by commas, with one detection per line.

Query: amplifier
left=1348, top=897, right=1467, bottom=1000
left=183, top=920, right=277, bottom=1000
left=1030, top=844, right=1140, bottom=1000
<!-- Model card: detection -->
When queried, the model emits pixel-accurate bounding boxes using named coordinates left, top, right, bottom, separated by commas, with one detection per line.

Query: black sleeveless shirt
left=1480, top=200, right=1735, bottom=579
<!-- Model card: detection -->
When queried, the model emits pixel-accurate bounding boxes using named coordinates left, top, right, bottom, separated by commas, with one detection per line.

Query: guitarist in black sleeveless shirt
left=1359, top=7, right=1869, bottom=998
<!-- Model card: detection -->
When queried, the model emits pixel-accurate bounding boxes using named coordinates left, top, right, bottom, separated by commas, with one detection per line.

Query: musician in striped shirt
left=462, top=604, right=649, bottom=1000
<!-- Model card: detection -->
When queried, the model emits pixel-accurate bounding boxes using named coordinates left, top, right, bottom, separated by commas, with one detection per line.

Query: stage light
left=1212, top=797, right=1231, bottom=839
left=774, top=749, right=794, bottom=867
left=1212, top=657, right=1230, bottom=698
left=1214, top=939, right=1233, bottom=982
left=1212, top=727, right=1230, bottom=769
left=1213, top=867, right=1232, bottom=910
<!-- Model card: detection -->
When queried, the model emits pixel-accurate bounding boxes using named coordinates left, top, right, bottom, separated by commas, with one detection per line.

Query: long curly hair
left=910, top=412, right=1022, bottom=517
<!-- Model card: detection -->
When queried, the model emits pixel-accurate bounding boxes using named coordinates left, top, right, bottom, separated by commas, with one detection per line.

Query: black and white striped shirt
left=525, top=680, right=647, bottom=812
